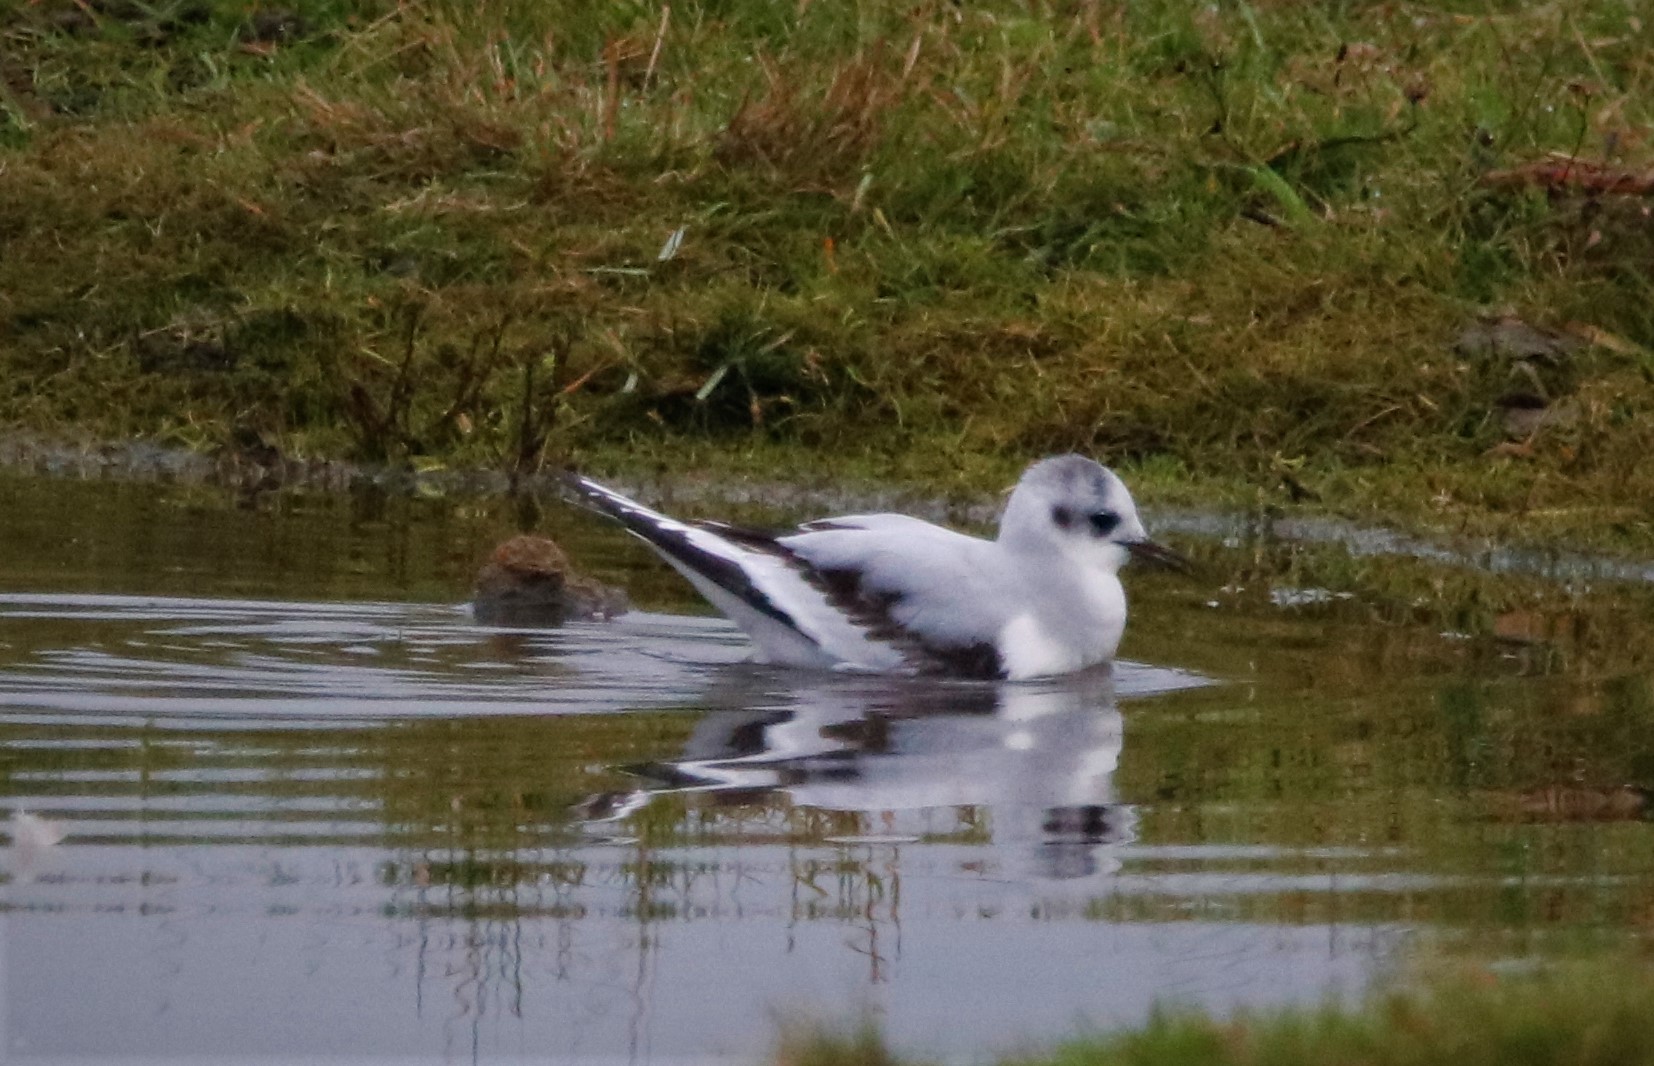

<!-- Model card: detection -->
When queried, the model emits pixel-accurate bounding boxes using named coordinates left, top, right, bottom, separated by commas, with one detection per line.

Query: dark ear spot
left=1088, top=511, right=1121, bottom=537
left=1051, top=505, right=1076, bottom=530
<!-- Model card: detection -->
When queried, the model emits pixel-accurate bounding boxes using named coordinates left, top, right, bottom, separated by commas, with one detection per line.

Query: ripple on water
left=2, top=575, right=1650, bottom=1060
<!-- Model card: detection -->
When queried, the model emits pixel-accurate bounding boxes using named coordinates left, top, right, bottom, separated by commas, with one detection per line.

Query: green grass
left=780, top=960, right=1654, bottom=1066
left=2, top=1, right=1652, bottom=548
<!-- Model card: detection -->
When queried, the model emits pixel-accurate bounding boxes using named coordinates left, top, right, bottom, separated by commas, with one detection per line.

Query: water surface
left=1, top=473, right=1651, bottom=1063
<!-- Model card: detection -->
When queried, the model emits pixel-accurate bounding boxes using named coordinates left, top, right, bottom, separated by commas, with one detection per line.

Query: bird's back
left=779, top=516, right=1022, bottom=675
left=789, top=513, right=1130, bottom=678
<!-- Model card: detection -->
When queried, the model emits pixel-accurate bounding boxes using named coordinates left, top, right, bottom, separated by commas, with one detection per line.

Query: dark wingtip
left=558, top=469, right=624, bottom=518
left=557, top=467, right=593, bottom=498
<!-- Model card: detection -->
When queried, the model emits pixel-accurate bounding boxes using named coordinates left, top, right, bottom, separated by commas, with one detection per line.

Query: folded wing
left=780, top=516, right=1012, bottom=677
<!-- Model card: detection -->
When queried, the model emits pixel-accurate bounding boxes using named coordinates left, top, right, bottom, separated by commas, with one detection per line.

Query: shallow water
left=1, top=473, right=1651, bottom=1063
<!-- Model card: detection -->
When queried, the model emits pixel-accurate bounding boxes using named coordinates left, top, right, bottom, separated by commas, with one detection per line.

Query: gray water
left=1, top=473, right=1651, bottom=1063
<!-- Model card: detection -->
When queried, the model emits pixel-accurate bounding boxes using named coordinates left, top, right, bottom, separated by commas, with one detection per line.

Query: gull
left=563, top=455, right=1187, bottom=680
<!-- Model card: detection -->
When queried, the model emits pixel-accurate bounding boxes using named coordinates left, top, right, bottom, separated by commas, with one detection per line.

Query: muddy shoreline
left=5, top=431, right=1650, bottom=592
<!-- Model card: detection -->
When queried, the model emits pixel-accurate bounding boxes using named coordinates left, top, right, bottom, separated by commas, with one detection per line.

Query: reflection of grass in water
left=627, top=794, right=993, bottom=848
left=1116, top=655, right=1654, bottom=938
left=371, top=712, right=696, bottom=842
left=781, top=960, right=1654, bottom=1065
left=1126, top=531, right=1654, bottom=682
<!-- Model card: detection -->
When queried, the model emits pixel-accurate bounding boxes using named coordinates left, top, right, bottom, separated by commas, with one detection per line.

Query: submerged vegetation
left=1, top=0, right=1651, bottom=547
left=780, top=961, right=1654, bottom=1066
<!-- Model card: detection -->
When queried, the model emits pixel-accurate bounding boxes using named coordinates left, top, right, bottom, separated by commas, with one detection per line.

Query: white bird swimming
left=563, top=455, right=1187, bottom=680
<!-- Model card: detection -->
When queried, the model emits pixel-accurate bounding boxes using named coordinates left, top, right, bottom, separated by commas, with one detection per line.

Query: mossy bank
left=779, top=960, right=1654, bottom=1066
left=2, top=1, right=1651, bottom=549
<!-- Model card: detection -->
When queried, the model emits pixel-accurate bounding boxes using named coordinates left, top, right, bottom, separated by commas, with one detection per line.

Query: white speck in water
left=10, top=809, right=68, bottom=849
left=1270, top=587, right=1354, bottom=608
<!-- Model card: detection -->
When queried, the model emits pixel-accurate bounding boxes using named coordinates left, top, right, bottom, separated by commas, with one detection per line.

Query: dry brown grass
left=1, top=0, right=1651, bottom=547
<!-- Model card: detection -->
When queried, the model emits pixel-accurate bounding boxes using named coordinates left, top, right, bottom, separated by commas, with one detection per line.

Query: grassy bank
left=780, top=960, right=1654, bottom=1066
left=2, top=1, right=1651, bottom=548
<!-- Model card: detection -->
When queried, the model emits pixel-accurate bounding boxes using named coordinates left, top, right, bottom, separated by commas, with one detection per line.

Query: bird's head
left=998, top=455, right=1189, bottom=574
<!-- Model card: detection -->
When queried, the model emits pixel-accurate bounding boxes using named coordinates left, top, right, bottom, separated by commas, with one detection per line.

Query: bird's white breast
left=997, top=613, right=1084, bottom=680
left=996, top=565, right=1127, bottom=680
left=1073, top=565, right=1128, bottom=659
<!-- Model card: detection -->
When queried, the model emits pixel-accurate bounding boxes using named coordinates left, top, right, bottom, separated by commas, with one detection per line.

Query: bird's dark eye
left=1050, top=505, right=1077, bottom=530
left=1088, top=511, right=1120, bottom=537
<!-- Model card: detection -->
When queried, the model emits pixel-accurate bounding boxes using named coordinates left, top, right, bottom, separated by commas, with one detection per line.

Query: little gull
left=563, top=455, right=1186, bottom=680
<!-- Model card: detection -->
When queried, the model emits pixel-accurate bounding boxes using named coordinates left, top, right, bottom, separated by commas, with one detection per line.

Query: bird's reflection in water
left=578, top=666, right=1134, bottom=880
